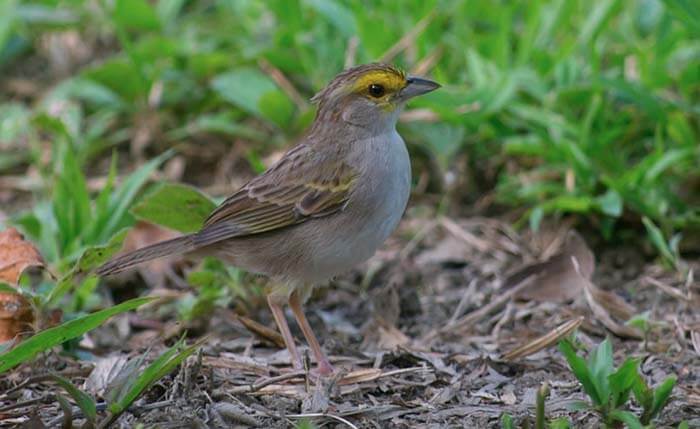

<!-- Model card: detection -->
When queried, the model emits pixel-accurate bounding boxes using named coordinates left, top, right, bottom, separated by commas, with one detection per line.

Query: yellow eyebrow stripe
left=351, top=70, right=407, bottom=94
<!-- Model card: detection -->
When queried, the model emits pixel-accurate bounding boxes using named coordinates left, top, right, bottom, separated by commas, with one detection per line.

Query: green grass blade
left=587, top=337, right=613, bottom=405
left=662, top=0, right=700, bottom=35
left=610, top=410, right=643, bottom=429
left=49, top=373, right=97, bottom=424
left=642, top=217, right=678, bottom=268
left=559, top=339, right=602, bottom=405
left=102, top=338, right=202, bottom=426
left=101, top=150, right=173, bottom=243
left=130, top=182, right=215, bottom=233
left=608, top=358, right=640, bottom=408
left=500, top=413, right=514, bottom=429
left=649, top=375, right=677, bottom=422
left=46, top=229, right=128, bottom=306
left=0, top=297, right=154, bottom=373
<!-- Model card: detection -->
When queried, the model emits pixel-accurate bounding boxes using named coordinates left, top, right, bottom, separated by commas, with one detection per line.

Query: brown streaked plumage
left=97, top=63, right=440, bottom=376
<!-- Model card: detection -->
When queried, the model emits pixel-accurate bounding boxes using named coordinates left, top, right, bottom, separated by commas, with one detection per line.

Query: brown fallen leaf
left=568, top=257, right=642, bottom=339
left=501, top=317, right=584, bottom=361
left=362, top=283, right=412, bottom=351
left=0, top=227, right=45, bottom=285
left=236, top=314, right=286, bottom=348
left=0, top=227, right=44, bottom=342
left=582, top=280, right=642, bottom=339
left=508, top=231, right=594, bottom=303
left=0, top=292, right=34, bottom=343
left=506, top=229, right=641, bottom=339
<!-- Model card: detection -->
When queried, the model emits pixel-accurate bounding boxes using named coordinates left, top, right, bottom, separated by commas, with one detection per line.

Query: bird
left=97, top=63, right=440, bottom=375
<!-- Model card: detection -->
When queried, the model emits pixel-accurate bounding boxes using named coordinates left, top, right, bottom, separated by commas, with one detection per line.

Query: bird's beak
left=400, top=76, right=441, bottom=100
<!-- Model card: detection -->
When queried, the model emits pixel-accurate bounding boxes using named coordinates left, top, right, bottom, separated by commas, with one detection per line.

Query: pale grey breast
left=210, top=131, right=411, bottom=288
left=298, top=130, right=411, bottom=283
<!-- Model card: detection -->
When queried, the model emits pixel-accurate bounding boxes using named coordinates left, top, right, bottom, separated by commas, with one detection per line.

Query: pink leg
left=267, top=295, right=302, bottom=370
left=289, top=292, right=334, bottom=375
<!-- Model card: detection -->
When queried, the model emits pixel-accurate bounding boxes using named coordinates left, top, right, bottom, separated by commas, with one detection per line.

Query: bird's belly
left=213, top=133, right=411, bottom=290
left=302, top=138, right=411, bottom=283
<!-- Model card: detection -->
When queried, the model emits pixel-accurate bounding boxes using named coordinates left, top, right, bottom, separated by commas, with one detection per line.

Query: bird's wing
left=193, top=144, right=357, bottom=247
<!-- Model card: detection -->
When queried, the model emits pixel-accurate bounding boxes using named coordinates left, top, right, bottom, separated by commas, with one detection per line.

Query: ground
left=2, top=210, right=698, bottom=428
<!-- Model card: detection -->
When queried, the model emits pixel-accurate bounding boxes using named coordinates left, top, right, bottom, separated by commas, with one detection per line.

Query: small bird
left=97, top=63, right=440, bottom=375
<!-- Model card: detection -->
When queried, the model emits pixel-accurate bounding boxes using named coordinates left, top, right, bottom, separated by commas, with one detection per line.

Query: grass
left=0, top=0, right=698, bottom=424
left=558, top=336, right=677, bottom=428
left=500, top=336, right=683, bottom=428
left=2, top=0, right=699, bottom=251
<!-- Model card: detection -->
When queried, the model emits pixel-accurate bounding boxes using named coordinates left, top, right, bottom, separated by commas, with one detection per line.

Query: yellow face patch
left=350, top=69, right=407, bottom=102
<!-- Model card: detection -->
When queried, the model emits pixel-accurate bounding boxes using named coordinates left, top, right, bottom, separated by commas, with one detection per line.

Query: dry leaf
left=236, top=314, right=285, bottom=348
left=83, top=355, right=130, bottom=396
left=0, top=227, right=45, bottom=285
left=509, top=231, right=594, bottom=303
left=0, top=228, right=44, bottom=342
left=691, top=331, right=700, bottom=357
left=502, top=317, right=584, bottom=361
left=563, top=252, right=642, bottom=340
left=0, top=293, right=33, bottom=342
left=582, top=282, right=642, bottom=339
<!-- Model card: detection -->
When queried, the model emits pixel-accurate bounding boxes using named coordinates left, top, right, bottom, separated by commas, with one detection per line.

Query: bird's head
left=311, top=63, right=440, bottom=131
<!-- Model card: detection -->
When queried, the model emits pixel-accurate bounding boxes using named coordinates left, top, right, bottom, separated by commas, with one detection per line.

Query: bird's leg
left=266, top=295, right=302, bottom=370
left=289, top=291, right=334, bottom=375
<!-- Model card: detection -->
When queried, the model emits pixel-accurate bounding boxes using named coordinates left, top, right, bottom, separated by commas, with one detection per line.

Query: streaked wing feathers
left=195, top=144, right=356, bottom=247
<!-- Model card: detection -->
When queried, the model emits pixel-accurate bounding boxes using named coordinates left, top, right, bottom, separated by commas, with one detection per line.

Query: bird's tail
left=96, top=234, right=197, bottom=276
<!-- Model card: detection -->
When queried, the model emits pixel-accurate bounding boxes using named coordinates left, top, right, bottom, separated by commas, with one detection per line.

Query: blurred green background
left=1, top=0, right=699, bottom=271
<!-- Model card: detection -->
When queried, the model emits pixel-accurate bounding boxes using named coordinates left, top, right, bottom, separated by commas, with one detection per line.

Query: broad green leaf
left=587, top=337, right=613, bottom=405
left=174, top=113, right=268, bottom=142
left=0, top=297, right=154, bottom=373
left=47, top=78, right=125, bottom=109
left=633, top=372, right=653, bottom=412
left=549, top=418, right=572, bottom=429
left=113, top=0, right=160, bottom=32
left=626, top=311, right=651, bottom=332
left=100, top=150, right=174, bottom=243
left=47, top=229, right=128, bottom=306
left=608, top=358, right=640, bottom=407
left=75, top=229, right=129, bottom=273
left=648, top=375, right=677, bottom=422
left=662, top=0, right=700, bottom=35
left=559, top=339, right=602, bottom=405
left=596, top=190, right=623, bottom=217
left=211, top=68, right=292, bottom=125
left=304, top=0, right=357, bottom=36
left=83, top=59, right=146, bottom=103
left=500, top=413, right=514, bottom=429
left=610, top=410, right=643, bottom=429
left=258, top=90, right=295, bottom=128
left=642, top=217, right=677, bottom=267
left=49, top=373, right=97, bottom=424
left=131, top=183, right=216, bottom=233
left=156, top=0, right=186, bottom=29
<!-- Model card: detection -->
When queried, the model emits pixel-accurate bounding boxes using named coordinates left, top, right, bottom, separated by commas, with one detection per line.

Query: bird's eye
left=368, top=83, right=385, bottom=98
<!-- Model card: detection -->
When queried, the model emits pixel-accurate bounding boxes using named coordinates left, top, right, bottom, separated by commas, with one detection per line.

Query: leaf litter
left=0, top=228, right=46, bottom=342
left=2, top=214, right=698, bottom=428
